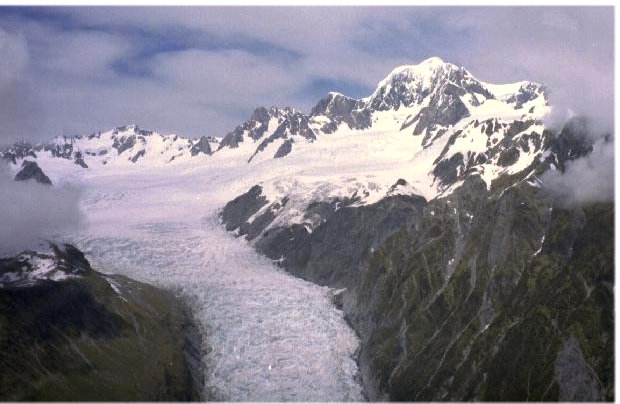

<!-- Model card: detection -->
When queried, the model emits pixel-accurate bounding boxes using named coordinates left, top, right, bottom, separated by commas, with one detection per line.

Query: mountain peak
left=421, top=55, right=445, bottom=65
left=382, top=57, right=459, bottom=82
left=368, top=57, right=470, bottom=112
left=112, top=124, right=139, bottom=134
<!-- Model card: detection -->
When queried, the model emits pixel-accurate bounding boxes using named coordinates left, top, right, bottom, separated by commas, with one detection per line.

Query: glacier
left=64, top=162, right=364, bottom=401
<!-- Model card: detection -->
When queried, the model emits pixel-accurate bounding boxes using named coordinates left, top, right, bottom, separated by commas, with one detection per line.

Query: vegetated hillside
left=0, top=244, right=203, bottom=401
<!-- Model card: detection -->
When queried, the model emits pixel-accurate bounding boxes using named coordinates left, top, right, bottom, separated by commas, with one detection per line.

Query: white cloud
left=441, top=7, right=614, bottom=132
left=0, top=164, right=83, bottom=255
left=0, top=27, right=28, bottom=88
left=39, top=30, right=131, bottom=79
left=149, top=48, right=304, bottom=107
left=541, top=137, right=614, bottom=206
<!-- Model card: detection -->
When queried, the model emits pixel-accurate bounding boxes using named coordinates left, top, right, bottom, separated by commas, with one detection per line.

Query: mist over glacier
left=0, top=163, right=82, bottom=254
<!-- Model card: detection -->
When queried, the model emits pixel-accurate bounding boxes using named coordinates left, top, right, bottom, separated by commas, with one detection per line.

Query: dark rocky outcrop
left=220, top=185, right=269, bottom=232
left=219, top=106, right=290, bottom=150
left=497, top=147, right=520, bottom=167
left=548, top=117, right=596, bottom=172
left=113, top=134, right=137, bottom=155
left=74, top=151, right=88, bottom=168
left=111, top=125, right=152, bottom=138
left=0, top=244, right=204, bottom=401
left=310, top=92, right=372, bottom=131
left=46, top=142, right=74, bottom=160
left=218, top=128, right=245, bottom=149
left=428, top=118, right=554, bottom=192
left=274, top=138, right=294, bottom=158
left=190, top=136, right=214, bottom=156
left=129, top=149, right=145, bottom=163
left=387, top=178, right=408, bottom=193
left=412, top=90, right=470, bottom=137
left=1, top=142, right=36, bottom=164
left=506, top=82, right=548, bottom=109
left=248, top=112, right=317, bottom=162
left=14, top=160, right=52, bottom=185
left=432, top=153, right=464, bottom=189
left=256, top=195, right=428, bottom=288
left=1, top=152, right=17, bottom=165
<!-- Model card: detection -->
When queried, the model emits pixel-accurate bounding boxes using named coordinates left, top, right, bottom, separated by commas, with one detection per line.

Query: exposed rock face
left=113, top=133, right=137, bottom=155
left=1, top=142, right=36, bottom=164
left=129, top=149, right=145, bottom=163
left=548, top=117, right=595, bottom=171
left=14, top=160, right=52, bottom=185
left=190, top=136, right=214, bottom=156
left=46, top=141, right=75, bottom=159
left=248, top=111, right=316, bottom=162
left=1, top=152, right=17, bottom=165
left=410, top=82, right=472, bottom=137
left=211, top=57, right=548, bottom=165
left=507, top=82, right=548, bottom=109
left=274, top=138, right=294, bottom=158
left=0, top=244, right=204, bottom=401
left=310, top=92, right=371, bottom=132
left=74, top=151, right=88, bottom=168
left=221, top=185, right=269, bottom=233
left=432, top=152, right=464, bottom=188
left=429, top=118, right=547, bottom=193
left=219, top=106, right=291, bottom=150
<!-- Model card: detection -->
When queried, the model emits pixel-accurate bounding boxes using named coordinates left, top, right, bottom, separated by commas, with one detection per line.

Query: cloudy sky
left=0, top=6, right=614, bottom=143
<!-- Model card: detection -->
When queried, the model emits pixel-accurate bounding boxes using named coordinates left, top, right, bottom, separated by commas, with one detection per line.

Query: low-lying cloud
left=541, top=136, right=614, bottom=207
left=0, top=163, right=83, bottom=255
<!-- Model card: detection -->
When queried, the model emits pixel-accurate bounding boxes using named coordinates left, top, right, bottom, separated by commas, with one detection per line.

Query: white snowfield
left=5, top=57, right=552, bottom=401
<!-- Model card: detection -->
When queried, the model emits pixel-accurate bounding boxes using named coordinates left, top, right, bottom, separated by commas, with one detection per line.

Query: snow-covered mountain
left=0, top=57, right=612, bottom=402
left=42, top=124, right=219, bottom=167
left=2, top=57, right=550, bottom=207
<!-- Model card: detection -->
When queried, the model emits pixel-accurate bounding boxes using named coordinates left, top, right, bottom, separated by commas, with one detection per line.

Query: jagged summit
left=116, top=123, right=139, bottom=131
left=369, top=57, right=490, bottom=112
left=376, top=56, right=459, bottom=84
left=308, top=57, right=547, bottom=116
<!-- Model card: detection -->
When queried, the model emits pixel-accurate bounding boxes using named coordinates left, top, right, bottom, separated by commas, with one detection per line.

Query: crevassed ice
left=70, top=212, right=364, bottom=401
